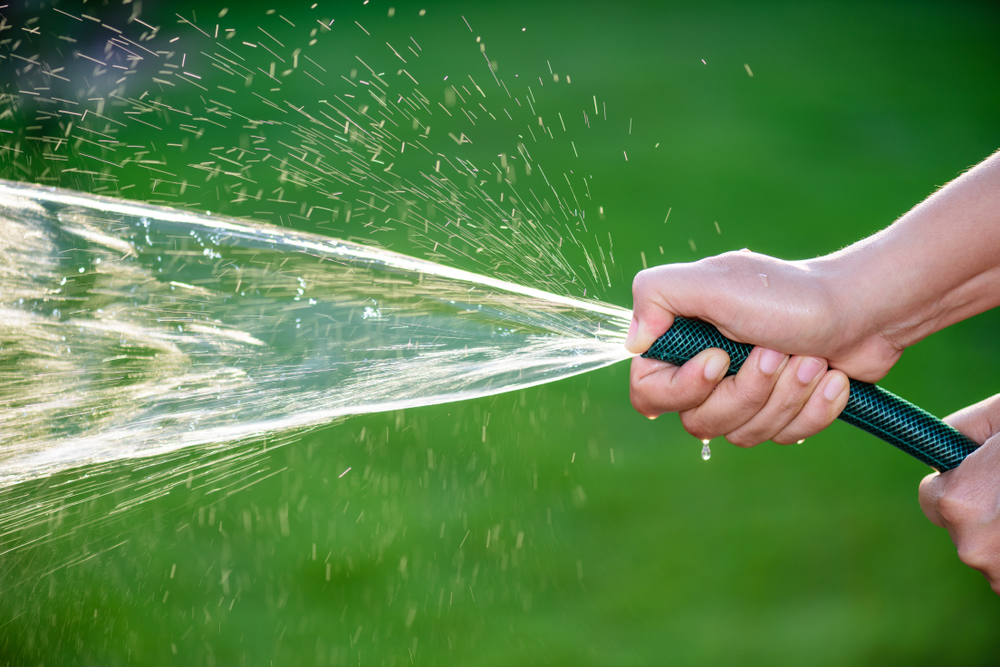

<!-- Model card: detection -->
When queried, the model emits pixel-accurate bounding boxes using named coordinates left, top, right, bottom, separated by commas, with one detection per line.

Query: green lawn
left=1, top=0, right=999, bottom=664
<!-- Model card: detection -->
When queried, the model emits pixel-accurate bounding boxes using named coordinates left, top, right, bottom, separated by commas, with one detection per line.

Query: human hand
left=626, top=151, right=1000, bottom=447
left=625, top=250, right=904, bottom=446
left=919, top=395, right=1000, bottom=595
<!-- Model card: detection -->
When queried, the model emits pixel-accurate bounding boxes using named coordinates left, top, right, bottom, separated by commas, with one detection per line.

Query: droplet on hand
left=758, top=273, right=769, bottom=287
left=701, top=439, right=711, bottom=461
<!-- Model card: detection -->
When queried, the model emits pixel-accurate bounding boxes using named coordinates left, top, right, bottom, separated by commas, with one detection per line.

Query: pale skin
left=625, top=149, right=1000, bottom=594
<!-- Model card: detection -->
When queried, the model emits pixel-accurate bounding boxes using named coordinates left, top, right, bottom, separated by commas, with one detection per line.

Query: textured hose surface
left=643, top=317, right=978, bottom=471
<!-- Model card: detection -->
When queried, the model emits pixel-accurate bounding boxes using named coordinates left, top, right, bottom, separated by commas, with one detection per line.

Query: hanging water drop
left=701, top=439, right=711, bottom=461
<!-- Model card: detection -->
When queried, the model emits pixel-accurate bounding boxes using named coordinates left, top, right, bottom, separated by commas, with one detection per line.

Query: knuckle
left=797, top=409, right=832, bottom=433
left=679, top=412, right=714, bottom=441
left=631, top=269, right=651, bottom=298
left=629, top=386, right=651, bottom=416
left=677, top=381, right=710, bottom=408
left=771, top=387, right=809, bottom=418
left=937, top=490, right=982, bottom=526
left=630, top=385, right=663, bottom=419
left=955, top=543, right=992, bottom=572
left=732, top=377, right=774, bottom=411
left=701, top=252, right=736, bottom=272
left=670, top=366, right=715, bottom=409
left=724, top=430, right=760, bottom=449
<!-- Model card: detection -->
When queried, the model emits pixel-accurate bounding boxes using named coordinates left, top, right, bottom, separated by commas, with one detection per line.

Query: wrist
left=814, top=234, right=1000, bottom=353
left=821, top=151, right=1000, bottom=349
left=810, top=239, right=936, bottom=351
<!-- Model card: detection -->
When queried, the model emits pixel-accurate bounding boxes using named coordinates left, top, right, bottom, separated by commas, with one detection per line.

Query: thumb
left=919, top=471, right=946, bottom=528
left=625, top=267, right=678, bottom=354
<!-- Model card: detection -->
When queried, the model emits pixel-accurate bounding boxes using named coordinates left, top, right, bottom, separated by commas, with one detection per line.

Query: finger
left=723, top=355, right=828, bottom=447
left=629, top=348, right=730, bottom=418
left=677, top=346, right=788, bottom=441
left=771, top=370, right=850, bottom=444
left=943, top=393, right=1000, bottom=445
left=918, top=471, right=946, bottom=527
left=921, top=435, right=1000, bottom=584
left=625, top=267, right=677, bottom=353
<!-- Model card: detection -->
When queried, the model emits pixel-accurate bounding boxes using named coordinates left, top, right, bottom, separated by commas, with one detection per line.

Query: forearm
left=819, top=149, right=1000, bottom=348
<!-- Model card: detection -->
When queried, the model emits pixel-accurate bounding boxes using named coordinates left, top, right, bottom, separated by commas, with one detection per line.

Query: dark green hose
left=643, top=317, right=978, bottom=471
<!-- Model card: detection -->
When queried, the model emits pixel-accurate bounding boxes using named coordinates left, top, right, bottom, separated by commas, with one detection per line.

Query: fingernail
left=758, top=348, right=785, bottom=375
left=823, top=374, right=848, bottom=401
left=624, top=316, right=638, bottom=350
left=796, top=357, right=824, bottom=384
left=703, top=353, right=729, bottom=381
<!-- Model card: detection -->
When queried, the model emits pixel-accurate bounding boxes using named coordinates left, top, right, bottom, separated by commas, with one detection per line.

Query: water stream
left=0, top=180, right=632, bottom=487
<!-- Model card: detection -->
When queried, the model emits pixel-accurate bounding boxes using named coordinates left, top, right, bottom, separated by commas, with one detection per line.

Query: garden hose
left=644, top=317, right=979, bottom=471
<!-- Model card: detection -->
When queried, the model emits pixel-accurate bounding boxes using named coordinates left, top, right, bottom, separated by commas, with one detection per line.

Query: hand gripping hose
left=643, top=317, right=979, bottom=471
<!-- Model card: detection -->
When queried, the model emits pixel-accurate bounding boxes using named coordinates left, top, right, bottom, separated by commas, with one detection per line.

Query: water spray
left=0, top=179, right=975, bottom=490
left=0, top=179, right=631, bottom=486
left=0, top=2, right=977, bottom=491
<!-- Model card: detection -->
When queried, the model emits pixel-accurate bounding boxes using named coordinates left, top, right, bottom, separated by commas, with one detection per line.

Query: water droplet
left=701, top=439, right=711, bottom=461
left=758, top=273, right=769, bottom=287
left=797, top=439, right=805, bottom=444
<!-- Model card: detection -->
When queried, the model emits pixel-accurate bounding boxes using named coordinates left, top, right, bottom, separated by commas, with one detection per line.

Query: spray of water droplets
left=0, top=1, right=619, bottom=300
left=0, top=1, right=640, bottom=550
left=0, top=180, right=631, bottom=487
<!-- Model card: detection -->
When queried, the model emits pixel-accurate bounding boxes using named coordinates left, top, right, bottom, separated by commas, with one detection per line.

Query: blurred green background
left=1, top=0, right=999, bottom=665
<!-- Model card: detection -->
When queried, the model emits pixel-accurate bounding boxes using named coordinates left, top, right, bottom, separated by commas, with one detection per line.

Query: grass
left=1, top=0, right=999, bottom=664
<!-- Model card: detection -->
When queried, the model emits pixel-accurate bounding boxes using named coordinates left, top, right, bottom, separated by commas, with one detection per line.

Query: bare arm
left=626, top=148, right=1000, bottom=595
left=823, top=148, right=1000, bottom=357
left=625, top=149, right=1000, bottom=444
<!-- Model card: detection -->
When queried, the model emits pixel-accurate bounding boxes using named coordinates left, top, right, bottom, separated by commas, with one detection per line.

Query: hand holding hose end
left=640, top=315, right=978, bottom=471
left=625, top=253, right=865, bottom=450
left=624, top=138, right=1000, bottom=596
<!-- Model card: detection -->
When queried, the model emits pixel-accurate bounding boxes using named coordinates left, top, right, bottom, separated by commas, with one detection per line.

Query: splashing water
left=0, top=180, right=632, bottom=486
